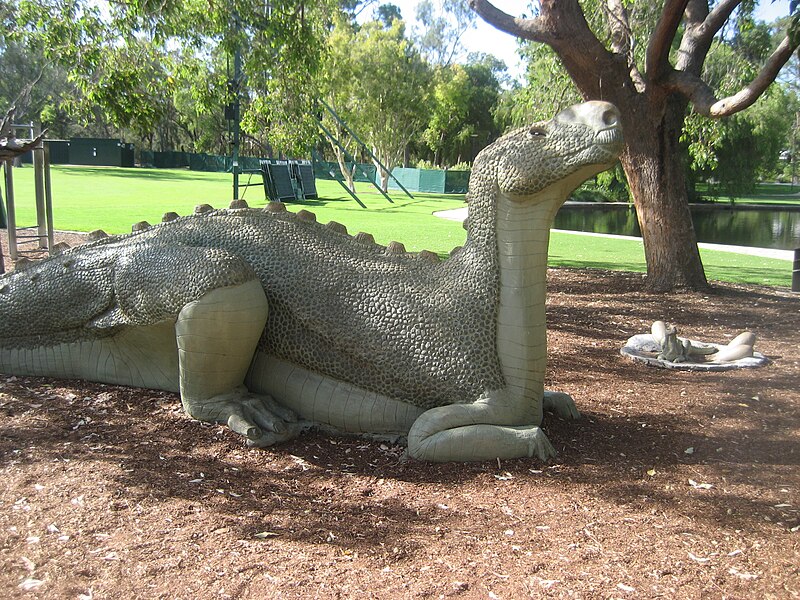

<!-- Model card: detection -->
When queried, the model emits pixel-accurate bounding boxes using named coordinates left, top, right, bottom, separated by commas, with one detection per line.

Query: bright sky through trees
left=372, top=0, right=792, bottom=82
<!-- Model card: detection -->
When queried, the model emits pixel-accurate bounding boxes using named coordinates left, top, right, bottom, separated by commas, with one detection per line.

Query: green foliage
left=321, top=14, right=431, bottom=183
left=413, top=0, right=475, bottom=67
left=375, top=3, right=402, bottom=28
left=421, top=57, right=503, bottom=167
left=504, top=41, right=581, bottom=128
left=8, top=0, right=339, bottom=156
left=684, top=17, right=798, bottom=194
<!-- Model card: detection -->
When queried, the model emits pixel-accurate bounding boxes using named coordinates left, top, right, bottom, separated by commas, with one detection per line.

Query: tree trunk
left=331, top=142, right=355, bottom=192
left=620, top=99, right=708, bottom=291
left=372, top=158, right=390, bottom=193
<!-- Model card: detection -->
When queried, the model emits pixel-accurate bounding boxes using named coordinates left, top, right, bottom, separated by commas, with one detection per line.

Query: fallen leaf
left=253, top=531, right=279, bottom=539
left=18, top=579, right=45, bottom=591
left=688, top=479, right=713, bottom=490
left=617, top=583, right=636, bottom=592
left=647, top=469, right=656, bottom=476
left=729, top=567, right=758, bottom=580
left=684, top=447, right=695, bottom=455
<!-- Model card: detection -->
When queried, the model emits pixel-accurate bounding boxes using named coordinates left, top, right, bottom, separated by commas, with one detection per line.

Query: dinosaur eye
left=528, top=126, right=547, bottom=138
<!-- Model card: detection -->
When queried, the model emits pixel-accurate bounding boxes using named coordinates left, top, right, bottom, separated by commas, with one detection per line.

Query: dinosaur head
left=486, top=101, right=624, bottom=203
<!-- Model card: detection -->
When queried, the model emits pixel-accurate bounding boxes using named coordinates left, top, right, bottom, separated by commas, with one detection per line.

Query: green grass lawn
left=4, top=165, right=793, bottom=288
left=695, top=182, right=800, bottom=205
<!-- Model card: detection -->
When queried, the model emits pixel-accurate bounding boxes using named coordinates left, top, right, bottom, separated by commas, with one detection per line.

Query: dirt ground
left=1, top=231, right=799, bottom=599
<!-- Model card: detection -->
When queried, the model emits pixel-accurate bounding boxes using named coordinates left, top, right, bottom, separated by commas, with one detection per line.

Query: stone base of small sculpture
left=620, top=321, right=769, bottom=371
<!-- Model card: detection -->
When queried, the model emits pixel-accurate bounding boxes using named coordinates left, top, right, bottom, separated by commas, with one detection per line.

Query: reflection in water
left=553, top=204, right=800, bottom=250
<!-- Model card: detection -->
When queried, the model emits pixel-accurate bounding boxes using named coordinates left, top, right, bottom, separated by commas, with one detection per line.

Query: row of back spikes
left=19, top=200, right=466, bottom=268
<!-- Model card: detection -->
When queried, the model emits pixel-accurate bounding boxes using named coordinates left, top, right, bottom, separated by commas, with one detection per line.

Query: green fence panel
left=69, top=138, right=124, bottom=166
left=313, top=160, right=338, bottom=180
left=140, top=150, right=154, bottom=167
left=239, top=156, right=264, bottom=171
left=387, top=167, right=471, bottom=194
left=188, top=153, right=231, bottom=172
left=46, top=140, right=71, bottom=164
left=121, top=143, right=135, bottom=168
left=387, top=168, right=421, bottom=192
left=418, top=169, right=446, bottom=193
left=444, top=170, right=470, bottom=194
left=296, top=162, right=318, bottom=199
left=152, top=151, right=189, bottom=169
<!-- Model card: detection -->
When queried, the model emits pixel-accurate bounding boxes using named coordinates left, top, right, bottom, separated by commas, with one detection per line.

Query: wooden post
left=33, top=143, right=47, bottom=249
left=44, top=143, right=54, bottom=252
left=4, top=160, right=17, bottom=260
left=0, top=172, right=4, bottom=274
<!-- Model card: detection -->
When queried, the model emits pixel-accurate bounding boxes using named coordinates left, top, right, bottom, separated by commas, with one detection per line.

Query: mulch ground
left=0, top=231, right=798, bottom=599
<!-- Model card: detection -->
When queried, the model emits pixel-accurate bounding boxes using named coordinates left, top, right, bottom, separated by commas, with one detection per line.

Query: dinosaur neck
left=493, top=193, right=560, bottom=413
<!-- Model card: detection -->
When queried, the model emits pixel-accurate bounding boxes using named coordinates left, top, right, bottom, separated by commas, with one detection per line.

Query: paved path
left=433, top=207, right=794, bottom=261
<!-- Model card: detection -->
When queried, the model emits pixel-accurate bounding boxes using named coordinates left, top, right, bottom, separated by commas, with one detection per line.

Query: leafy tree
left=683, top=16, right=797, bottom=198
left=424, top=65, right=472, bottom=165
left=322, top=14, right=431, bottom=190
left=376, top=3, right=403, bottom=27
left=472, top=0, right=800, bottom=291
left=422, top=55, right=504, bottom=166
left=414, top=0, right=476, bottom=66
left=10, top=0, right=340, bottom=156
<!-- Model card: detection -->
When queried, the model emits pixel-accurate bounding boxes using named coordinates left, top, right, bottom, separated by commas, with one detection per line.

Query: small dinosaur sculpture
left=652, top=322, right=718, bottom=363
left=0, top=101, right=623, bottom=462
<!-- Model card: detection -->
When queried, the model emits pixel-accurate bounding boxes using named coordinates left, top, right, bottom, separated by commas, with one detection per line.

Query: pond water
left=553, top=204, right=800, bottom=250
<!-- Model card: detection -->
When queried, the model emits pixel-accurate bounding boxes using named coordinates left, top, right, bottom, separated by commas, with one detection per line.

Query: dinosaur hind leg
left=176, top=279, right=303, bottom=446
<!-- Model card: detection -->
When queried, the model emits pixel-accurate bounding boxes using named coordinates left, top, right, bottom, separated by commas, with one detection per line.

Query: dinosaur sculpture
left=0, top=101, right=623, bottom=462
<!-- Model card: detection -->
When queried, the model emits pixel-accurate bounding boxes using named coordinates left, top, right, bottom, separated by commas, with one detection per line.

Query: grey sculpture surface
left=0, top=101, right=623, bottom=462
left=621, top=321, right=768, bottom=371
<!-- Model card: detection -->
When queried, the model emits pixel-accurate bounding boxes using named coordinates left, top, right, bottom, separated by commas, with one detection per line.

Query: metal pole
left=793, top=248, right=800, bottom=293
left=4, top=161, right=17, bottom=260
left=232, top=49, right=241, bottom=200
left=0, top=171, right=4, bottom=273
left=320, top=99, right=414, bottom=199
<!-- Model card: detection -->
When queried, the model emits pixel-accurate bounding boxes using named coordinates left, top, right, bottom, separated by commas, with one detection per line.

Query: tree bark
left=330, top=142, right=355, bottom=192
left=620, top=97, right=708, bottom=290
left=471, top=0, right=798, bottom=292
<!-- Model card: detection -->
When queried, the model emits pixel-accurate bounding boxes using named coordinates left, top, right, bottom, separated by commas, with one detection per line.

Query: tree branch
left=468, top=0, right=555, bottom=44
left=694, top=0, right=741, bottom=46
left=666, top=34, right=798, bottom=117
left=708, top=35, right=797, bottom=116
left=645, top=0, right=691, bottom=80
left=604, top=0, right=646, bottom=92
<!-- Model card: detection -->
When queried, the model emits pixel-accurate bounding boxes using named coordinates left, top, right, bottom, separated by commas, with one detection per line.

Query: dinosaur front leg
left=175, top=279, right=303, bottom=447
left=407, top=391, right=556, bottom=462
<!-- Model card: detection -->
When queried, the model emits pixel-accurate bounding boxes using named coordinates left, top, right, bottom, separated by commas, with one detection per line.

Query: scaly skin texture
left=0, top=102, right=623, bottom=461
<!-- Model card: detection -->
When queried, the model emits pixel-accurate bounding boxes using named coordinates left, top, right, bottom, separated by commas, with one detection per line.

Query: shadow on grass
left=56, top=166, right=230, bottom=183
left=548, top=259, right=647, bottom=273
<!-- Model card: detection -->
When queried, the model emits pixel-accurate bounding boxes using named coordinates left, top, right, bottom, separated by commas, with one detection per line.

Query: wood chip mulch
left=1, top=230, right=799, bottom=598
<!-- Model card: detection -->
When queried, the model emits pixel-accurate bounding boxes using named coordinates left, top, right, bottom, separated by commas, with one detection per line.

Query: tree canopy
left=471, top=0, right=800, bottom=291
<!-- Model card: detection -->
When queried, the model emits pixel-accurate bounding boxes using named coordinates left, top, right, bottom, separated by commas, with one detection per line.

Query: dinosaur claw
left=227, top=413, right=262, bottom=439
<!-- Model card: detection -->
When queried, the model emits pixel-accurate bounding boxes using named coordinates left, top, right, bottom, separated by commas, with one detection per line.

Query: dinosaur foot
left=543, top=391, right=581, bottom=420
left=187, top=387, right=306, bottom=447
